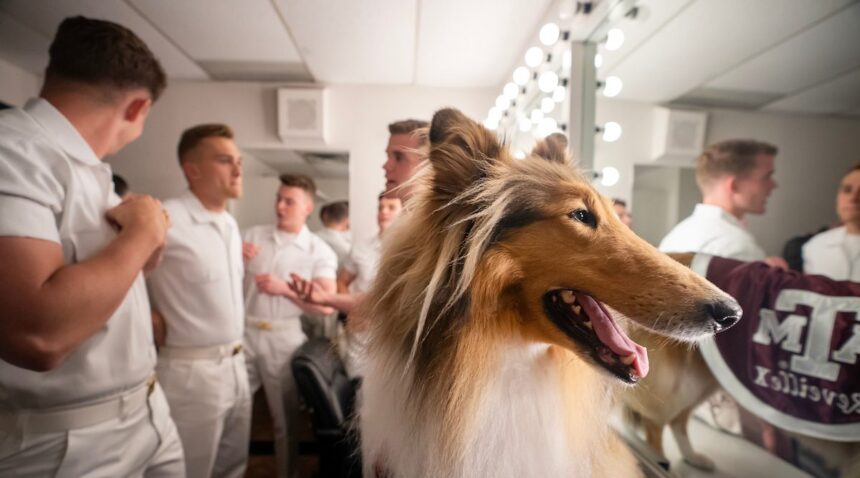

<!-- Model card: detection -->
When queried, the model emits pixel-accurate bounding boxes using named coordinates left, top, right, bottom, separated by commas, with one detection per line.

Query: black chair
left=291, top=337, right=362, bottom=478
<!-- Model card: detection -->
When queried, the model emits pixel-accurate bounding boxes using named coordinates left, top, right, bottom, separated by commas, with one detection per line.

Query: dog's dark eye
left=568, top=209, right=597, bottom=228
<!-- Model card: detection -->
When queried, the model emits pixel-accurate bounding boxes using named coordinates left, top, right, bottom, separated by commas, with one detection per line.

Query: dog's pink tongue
left=575, top=292, right=649, bottom=378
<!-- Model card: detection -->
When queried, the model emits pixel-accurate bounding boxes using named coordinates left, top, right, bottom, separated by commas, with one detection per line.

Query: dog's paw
left=683, top=453, right=715, bottom=471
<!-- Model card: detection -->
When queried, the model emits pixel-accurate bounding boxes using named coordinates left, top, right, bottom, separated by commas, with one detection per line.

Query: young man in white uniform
left=316, top=201, right=352, bottom=265
left=146, top=124, right=250, bottom=477
left=0, top=16, right=184, bottom=476
left=659, top=139, right=787, bottom=443
left=291, top=193, right=403, bottom=377
left=243, top=174, right=337, bottom=477
left=803, top=163, right=860, bottom=281
left=660, top=139, right=787, bottom=267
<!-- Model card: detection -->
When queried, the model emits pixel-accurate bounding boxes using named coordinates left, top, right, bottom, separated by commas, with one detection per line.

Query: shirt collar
left=273, top=224, right=311, bottom=250
left=24, top=98, right=101, bottom=166
left=183, top=190, right=226, bottom=225
left=694, top=203, right=745, bottom=229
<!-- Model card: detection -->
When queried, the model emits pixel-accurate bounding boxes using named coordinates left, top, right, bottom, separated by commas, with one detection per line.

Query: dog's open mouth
left=544, top=290, right=649, bottom=384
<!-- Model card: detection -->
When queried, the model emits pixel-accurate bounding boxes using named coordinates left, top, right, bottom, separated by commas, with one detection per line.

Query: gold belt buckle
left=255, top=321, right=273, bottom=331
left=146, top=374, right=157, bottom=396
left=232, top=344, right=243, bottom=355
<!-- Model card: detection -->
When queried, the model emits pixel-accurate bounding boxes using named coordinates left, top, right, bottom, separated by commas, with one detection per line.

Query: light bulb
left=552, top=85, right=566, bottom=103
left=600, top=166, right=620, bottom=187
left=514, top=150, right=526, bottom=160
left=602, top=122, right=622, bottom=142
left=538, top=71, right=559, bottom=93
left=605, top=28, right=624, bottom=51
left=483, top=118, right=499, bottom=130
left=518, top=117, right=532, bottom=132
left=525, top=47, right=544, bottom=68
left=487, top=107, right=502, bottom=121
left=530, top=109, right=544, bottom=124
left=513, top=66, right=530, bottom=86
left=603, top=76, right=623, bottom=97
left=594, top=53, right=603, bottom=69
left=539, top=23, right=560, bottom=46
left=503, top=82, right=519, bottom=100
left=495, top=95, right=511, bottom=110
left=537, top=117, right=559, bottom=137
left=541, top=97, right=555, bottom=113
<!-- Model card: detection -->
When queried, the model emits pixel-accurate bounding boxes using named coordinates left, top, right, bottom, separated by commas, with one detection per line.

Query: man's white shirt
left=146, top=191, right=245, bottom=346
left=342, top=235, right=382, bottom=294
left=0, top=98, right=155, bottom=408
left=244, top=224, right=337, bottom=320
left=315, top=227, right=351, bottom=265
left=803, top=226, right=860, bottom=281
left=659, top=203, right=767, bottom=261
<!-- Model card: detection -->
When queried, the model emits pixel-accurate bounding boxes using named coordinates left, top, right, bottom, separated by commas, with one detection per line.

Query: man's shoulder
left=308, top=231, right=337, bottom=259
left=244, top=224, right=272, bottom=238
left=804, top=227, right=843, bottom=250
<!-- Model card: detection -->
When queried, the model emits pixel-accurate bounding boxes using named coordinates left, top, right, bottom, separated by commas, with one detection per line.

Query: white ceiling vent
left=277, top=88, right=326, bottom=142
left=650, top=107, right=707, bottom=164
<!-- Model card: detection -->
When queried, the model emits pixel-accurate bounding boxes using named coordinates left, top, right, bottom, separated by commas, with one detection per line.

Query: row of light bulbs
left=485, top=21, right=628, bottom=145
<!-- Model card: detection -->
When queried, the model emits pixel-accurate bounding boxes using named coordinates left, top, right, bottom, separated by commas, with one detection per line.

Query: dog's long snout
left=704, top=298, right=742, bottom=332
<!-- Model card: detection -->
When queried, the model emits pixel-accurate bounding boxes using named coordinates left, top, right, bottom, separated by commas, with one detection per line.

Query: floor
left=245, top=390, right=318, bottom=478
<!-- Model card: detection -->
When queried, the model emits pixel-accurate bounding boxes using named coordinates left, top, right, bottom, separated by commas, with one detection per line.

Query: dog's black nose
left=705, top=299, right=742, bottom=331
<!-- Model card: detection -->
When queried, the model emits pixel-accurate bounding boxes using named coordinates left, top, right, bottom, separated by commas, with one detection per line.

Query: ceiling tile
left=274, top=0, right=417, bottom=84
left=128, top=0, right=302, bottom=63
left=414, top=0, right=552, bottom=87
left=0, top=0, right=207, bottom=79
left=707, top=3, right=860, bottom=95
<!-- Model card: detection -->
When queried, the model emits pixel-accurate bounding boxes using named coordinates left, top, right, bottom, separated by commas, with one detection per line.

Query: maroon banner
left=695, top=255, right=860, bottom=441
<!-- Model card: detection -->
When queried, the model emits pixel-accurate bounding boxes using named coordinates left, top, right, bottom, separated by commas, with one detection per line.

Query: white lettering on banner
left=833, top=324, right=860, bottom=365
left=752, top=364, right=860, bottom=416
left=753, top=309, right=805, bottom=353
left=750, top=290, right=860, bottom=382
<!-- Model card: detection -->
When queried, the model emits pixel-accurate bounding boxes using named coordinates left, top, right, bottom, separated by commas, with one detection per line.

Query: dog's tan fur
left=358, top=109, right=737, bottom=478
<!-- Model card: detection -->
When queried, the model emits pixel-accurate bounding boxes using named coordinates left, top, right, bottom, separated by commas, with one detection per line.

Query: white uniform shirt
left=659, top=203, right=767, bottom=261
left=315, top=227, right=352, bottom=265
left=0, top=98, right=155, bottom=409
left=244, top=225, right=337, bottom=320
left=146, top=192, right=244, bottom=347
left=342, top=235, right=382, bottom=294
left=802, top=226, right=860, bottom=281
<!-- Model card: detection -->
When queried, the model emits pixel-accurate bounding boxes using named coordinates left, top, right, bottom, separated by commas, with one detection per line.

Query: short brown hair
left=44, top=16, right=167, bottom=101
left=320, top=201, right=349, bottom=224
left=696, top=139, right=778, bottom=190
left=177, top=124, right=234, bottom=163
left=389, top=119, right=429, bottom=145
left=279, top=174, right=316, bottom=197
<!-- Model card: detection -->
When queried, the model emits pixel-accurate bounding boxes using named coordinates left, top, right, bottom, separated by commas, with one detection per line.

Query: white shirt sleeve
left=0, top=141, right=65, bottom=243
left=313, top=241, right=338, bottom=280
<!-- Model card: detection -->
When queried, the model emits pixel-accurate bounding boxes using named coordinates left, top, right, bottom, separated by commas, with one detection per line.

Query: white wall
left=594, top=98, right=860, bottom=255
left=0, top=56, right=39, bottom=106
left=110, top=80, right=495, bottom=240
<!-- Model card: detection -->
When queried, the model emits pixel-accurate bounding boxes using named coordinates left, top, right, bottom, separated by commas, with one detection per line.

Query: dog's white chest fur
left=361, top=344, right=603, bottom=478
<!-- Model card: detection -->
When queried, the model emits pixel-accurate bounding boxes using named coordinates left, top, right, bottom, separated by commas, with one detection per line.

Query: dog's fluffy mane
left=358, top=111, right=624, bottom=476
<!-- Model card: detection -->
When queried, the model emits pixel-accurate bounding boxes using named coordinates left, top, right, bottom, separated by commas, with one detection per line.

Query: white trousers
left=0, top=383, right=185, bottom=477
left=156, top=352, right=251, bottom=478
left=244, top=319, right=307, bottom=478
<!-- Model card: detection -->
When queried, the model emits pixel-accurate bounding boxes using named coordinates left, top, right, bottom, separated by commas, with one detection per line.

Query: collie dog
left=358, top=108, right=740, bottom=478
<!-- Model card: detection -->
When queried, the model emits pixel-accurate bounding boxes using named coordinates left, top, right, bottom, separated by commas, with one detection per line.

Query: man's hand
left=243, top=242, right=259, bottom=262
left=151, top=309, right=167, bottom=347
left=255, top=273, right=290, bottom=296
left=289, top=273, right=327, bottom=305
left=764, top=256, right=790, bottom=270
left=105, top=194, right=169, bottom=249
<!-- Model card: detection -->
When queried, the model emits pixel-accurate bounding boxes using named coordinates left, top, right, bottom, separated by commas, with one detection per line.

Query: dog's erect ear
left=531, top=132, right=570, bottom=165
left=428, top=108, right=504, bottom=197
